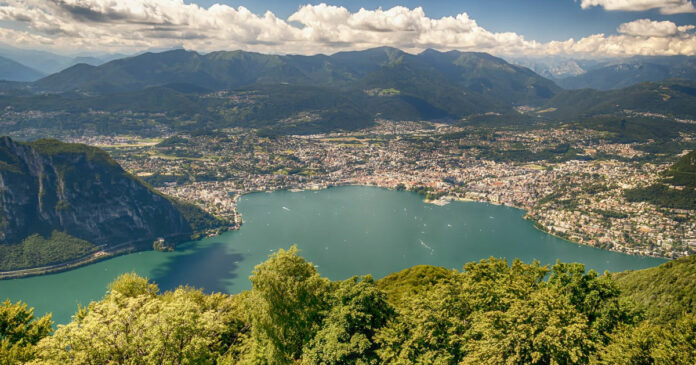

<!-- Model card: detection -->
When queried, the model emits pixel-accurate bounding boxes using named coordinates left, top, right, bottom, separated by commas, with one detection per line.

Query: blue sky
left=0, top=0, right=694, bottom=57
left=189, top=0, right=696, bottom=41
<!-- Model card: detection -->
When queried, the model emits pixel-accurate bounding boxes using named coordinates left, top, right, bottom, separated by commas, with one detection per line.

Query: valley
left=0, top=47, right=694, bottom=278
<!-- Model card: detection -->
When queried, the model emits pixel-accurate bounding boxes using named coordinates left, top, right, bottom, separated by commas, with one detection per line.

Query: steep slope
left=0, top=137, right=221, bottom=271
left=0, top=56, right=44, bottom=82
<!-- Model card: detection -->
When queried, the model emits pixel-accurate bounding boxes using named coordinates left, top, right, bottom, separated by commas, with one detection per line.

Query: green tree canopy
left=3, top=248, right=694, bottom=364
left=30, top=274, right=237, bottom=365
left=0, top=300, right=52, bottom=365
left=246, top=246, right=330, bottom=364
left=303, top=275, right=394, bottom=365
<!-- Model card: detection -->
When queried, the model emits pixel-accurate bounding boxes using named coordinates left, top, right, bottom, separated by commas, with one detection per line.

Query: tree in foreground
left=375, top=280, right=470, bottom=365
left=595, top=314, right=696, bottom=365
left=462, top=286, right=593, bottom=365
left=29, top=273, right=238, bottom=365
left=303, top=275, right=394, bottom=365
left=244, top=246, right=330, bottom=364
left=5, top=248, right=695, bottom=364
left=0, top=300, right=52, bottom=365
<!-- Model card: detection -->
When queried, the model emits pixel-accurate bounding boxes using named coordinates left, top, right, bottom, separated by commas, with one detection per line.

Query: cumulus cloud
left=579, top=0, right=696, bottom=15
left=0, top=0, right=693, bottom=57
left=546, top=19, right=696, bottom=56
left=287, top=5, right=538, bottom=53
left=618, top=19, right=680, bottom=37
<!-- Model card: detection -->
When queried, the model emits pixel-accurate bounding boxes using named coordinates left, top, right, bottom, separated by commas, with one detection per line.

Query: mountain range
left=546, top=79, right=696, bottom=120
left=4, top=46, right=696, bottom=93
left=0, top=47, right=565, bottom=134
left=0, top=47, right=695, bottom=135
left=31, top=47, right=559, bottom=107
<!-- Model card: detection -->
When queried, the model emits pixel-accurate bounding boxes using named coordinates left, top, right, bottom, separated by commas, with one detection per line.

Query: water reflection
left=149, top=242, right=244, bottom=293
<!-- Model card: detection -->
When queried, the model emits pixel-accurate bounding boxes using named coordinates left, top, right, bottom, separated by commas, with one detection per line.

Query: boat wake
left=419, top=240, right=434, bottom=255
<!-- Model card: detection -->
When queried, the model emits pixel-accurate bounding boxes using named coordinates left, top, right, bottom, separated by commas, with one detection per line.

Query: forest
left=0, top=232, right=97, bottom=272
left=1, top=247, right=694, bottom=364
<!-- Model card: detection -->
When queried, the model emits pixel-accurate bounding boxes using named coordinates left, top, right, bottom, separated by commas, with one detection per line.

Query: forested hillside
left=32, top=47, right=558, bottom=105
left=546, top=79, right=696, bottom=121
left=625, top=149, right=696, bottom=209
left=0, top=137, right=227, bottom=272
left=2, top=247, right=693, bottom=364
left=2, top=48, right=696, bottom=136
left=0, top=47, right=562, bottom=136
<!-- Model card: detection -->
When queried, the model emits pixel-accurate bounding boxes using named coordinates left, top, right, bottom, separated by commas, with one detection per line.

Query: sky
left=0, top=0, right=694, bottom=57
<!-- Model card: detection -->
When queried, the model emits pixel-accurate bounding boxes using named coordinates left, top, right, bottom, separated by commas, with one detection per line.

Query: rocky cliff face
left=0, top=137, right=192, bottom=247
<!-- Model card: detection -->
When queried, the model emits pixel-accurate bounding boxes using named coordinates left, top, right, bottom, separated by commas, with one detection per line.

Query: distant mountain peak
left=0, top=55, right=45, bottom=82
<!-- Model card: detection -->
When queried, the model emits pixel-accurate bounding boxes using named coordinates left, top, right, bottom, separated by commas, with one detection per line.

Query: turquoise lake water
left=0, top=186, right=665, bottom=324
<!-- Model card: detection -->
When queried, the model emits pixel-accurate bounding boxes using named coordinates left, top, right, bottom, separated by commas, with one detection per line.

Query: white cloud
left=545, top=19, right=696, bottom=56
left=0, top=1, right=693, bottom=58
left=579, top=0, right=696, bottom=14
left=287, top=5, right=537, bottom=53
left=618, top=19, right=679, bottom=37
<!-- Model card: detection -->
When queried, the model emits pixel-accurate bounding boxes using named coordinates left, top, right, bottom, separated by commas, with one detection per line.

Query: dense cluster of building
left=69, top=120, right=695, bottom=258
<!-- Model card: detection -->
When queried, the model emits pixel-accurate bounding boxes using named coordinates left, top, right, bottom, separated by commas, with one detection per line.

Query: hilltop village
left=69, top=120, right=696, bottom=259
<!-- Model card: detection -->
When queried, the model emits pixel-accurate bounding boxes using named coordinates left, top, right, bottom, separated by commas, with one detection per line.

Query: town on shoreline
left=59, top=119, right=695, bottom=260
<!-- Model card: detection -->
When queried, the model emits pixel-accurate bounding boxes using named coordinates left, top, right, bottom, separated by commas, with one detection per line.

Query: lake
left=0, top=186, right=665, bottom=324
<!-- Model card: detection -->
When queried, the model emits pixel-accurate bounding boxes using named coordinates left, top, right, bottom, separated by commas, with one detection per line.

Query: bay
left=0, top=186, right=665, bottom=324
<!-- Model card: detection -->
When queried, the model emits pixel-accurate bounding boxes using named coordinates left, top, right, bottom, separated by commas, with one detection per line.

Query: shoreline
left=0, top=184, right=673, bottom=280
left=237, top=184, right=673, bottom=260
left=0, top=230, right=222, bottom=280
left=0, top=247, right=136, bottom=280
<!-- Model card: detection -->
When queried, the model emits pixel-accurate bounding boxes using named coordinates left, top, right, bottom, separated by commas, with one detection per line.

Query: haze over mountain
left=557, top=56, right=696, bottom=90
left=0, top=56, right=44, bottom=82
left=0, top=44, right=127, bottom=75
left=507, top=56, right=590, bottom=80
